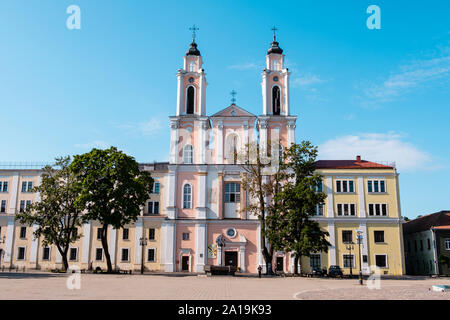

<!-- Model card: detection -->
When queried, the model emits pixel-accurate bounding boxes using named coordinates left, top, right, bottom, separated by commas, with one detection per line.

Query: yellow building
left=0, top=162, right=168, bottom=272
left=292, top=156, right=405, bottom=276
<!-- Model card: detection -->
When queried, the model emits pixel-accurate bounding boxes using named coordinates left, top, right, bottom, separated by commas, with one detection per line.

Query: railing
left=0, top=162, right=54, bottom=169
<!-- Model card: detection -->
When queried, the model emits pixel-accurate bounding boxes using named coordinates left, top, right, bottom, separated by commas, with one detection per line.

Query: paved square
left=0, top=272, right=449, bottom=300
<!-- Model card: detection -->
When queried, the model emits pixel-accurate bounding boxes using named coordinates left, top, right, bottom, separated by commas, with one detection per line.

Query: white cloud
left=318, top=132, right=432, bottom=172
left=361, top=51, right=450, bottom=106
left=292, top=74, right=325, bottom=87
left=116, top=117, right=163, bottom=137
left=75, top=140, right=110, bottom=149
left=228, top=62, right=259, bottom=70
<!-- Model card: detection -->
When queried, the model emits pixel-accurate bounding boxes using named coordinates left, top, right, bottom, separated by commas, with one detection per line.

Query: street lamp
left=356, top=230, right=363, bottom=285
left=139, top=237, right=147, bottom=274
left=216, top=234, right=226, bottom=267
left=345, top=243, right=354, bottom=277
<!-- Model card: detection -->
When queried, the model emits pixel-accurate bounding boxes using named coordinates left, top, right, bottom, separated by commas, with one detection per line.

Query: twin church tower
left=162, top=29, right=297, bottom=273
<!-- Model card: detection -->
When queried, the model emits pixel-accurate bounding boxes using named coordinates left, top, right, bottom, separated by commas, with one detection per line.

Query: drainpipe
left=430, top=228, right=439, bottom=276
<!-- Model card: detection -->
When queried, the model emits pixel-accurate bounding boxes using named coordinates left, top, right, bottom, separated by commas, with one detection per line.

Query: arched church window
left=272, top=86, right=281, bottom=115
left=186, top=86, right=195, bottom=114
left=183, top=184, right=192, bottom=209
left=183, top=144, right=193, bottom=164
left=225, top=134, right=239, bottom=164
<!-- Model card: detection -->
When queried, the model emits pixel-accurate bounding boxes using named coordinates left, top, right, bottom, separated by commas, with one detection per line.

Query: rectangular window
left=19, top=200, right=25, bottom=213
left=427, top=238, right=431, bottom=250
left=445, top=239, right=450, bottom=250
left=123, top=228, right=129, bottom=240
left=121, top=248, right=129, bottom=262
left=336, top=180, right=354, bottom=193
left=337, top=204, right=356, bottom=216
left=316, top=181, right=323, bottom=192
left=148, top=201, right=153, bottom=214
left=309, top=254, right=321, bottom=268
left=1, top=181, right=7, bottom=192
left=314, top=204, right=324, bottom=216
left=26, top=200, right=32, bottom=209
left=153, top=202, right=159, bottom=214
left=375, top=255, right=387, bottom=268
left=21, top=182, right=27, bottom=192
left=374, top=231, right=385, bottom=243
left=149, top=228, right=155, bottom=240
left=343, top=254, right=354, bottom=268
left=95, top=248, right=103, bottom=261
left=97, top=228, right=102, bottom=240
left=342, top=230, right=353, bottom=243
left=69, top=248, right=77, bottom=261
left=420, top=240, right=424, bottom=251
left=20, top=226, right=26, bottom=239
left=225, top=183, right=240, bottom=203
left=362, top=255, right=368, bottom=263
left=0, top=200, right=6, bottom=213
left=182, top=233, right=190, bottom=241
left=147, top=248, right=156, bottom=262
left=153, top=182, right=160, bottom=194
left=27, top=182, right=33, bottom=192
left=368, top=179, right=386, bottom=193
left=42, top=247, right=50, bottom=260
left=368, top=204, right=387, bottom=216
left=17, top=247, right=26, bottom=260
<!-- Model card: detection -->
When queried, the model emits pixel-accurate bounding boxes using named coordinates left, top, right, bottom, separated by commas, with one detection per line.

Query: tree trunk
left=57, top=246, right=69, bottom=272
left=101, top=225, right=113, bottom=273
left=294, top=255, right=299, bottom=275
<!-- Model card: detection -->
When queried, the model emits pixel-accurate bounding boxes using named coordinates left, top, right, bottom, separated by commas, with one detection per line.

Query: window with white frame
left=337, top=203, right=356, bottom=216
left=121, top=248, right=129, bottom=262
left=225, top=183, right=240, bottom=203
left=183, top=184, right=192, bottom=209
left=21, top=181, right=33, bottom=192
left=123, top=228, right=129, bottom=240
left=19, top=200, right=25, bottom=213
left=69, top=248, right=78, bottom=261
left=152, top=182, right=160, bottom=194
left=147, top=201, right=159, bottom=214
left=148, top=248, right=156, bottom=262
left=445, top=239, right=450, bottom=250
left=42, top=246, right=50, bottom=260
left=314, top=204, right=324, bottom=216
left=342, top=230, right=353, bottom=243
left=95, top=248, right=103, bottom=261
left=375, top=254, right=388, bottom=268
left=374, top=231, right=385, bottom=243
left=316, top=180, right=323, bottom=192
left=336, top=180, right=354, bottom=193
left=368, top=203, right=387, bottom=216
left=17, top=247, right=26, bottom=260
left=367, top=179, right=386, bottom=193
left=19, top=226, right=26, bottom=239
left=343, top=254, right=354, bottom=268
left=183, top=145, right=193, bottom=164
left=149, top=228, right=155, bottom=240
left=0, top=181, right=8, bottom=192
left=310, top=254, right=321, bottom=268
left=0, top=200, right=6, bottom=213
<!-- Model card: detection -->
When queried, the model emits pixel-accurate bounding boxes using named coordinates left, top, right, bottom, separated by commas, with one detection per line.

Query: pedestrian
left=257, top=265, right=262, bottom=278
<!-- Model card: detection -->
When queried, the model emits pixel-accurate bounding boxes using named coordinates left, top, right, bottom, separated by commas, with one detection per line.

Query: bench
left=204, top=265, right=237, bottom=276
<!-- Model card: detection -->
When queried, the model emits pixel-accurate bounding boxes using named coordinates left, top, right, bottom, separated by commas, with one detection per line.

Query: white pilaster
left=198, top=73, right=204, bottom=116
left=82, top=223, right=91, bottom=264
left=239, top=235, right=247, bottom=272
left=262, top=72, right=268, bottom=115
left=328, top=222, right=336, bottom=265
left=326, top=176, right=334, bottom=218
left=134, top=218, right=142, bottom=265
left=359, top=223, right=370, bottom=275
left=284, top=70, right=290, bottom=115
left=166, top=165, right=178, bottom=219
left=287, top=122, right=295, bottom=147
left=162, top=221, right=176, bottom=272
left=217, top=246, right=223, bottom=266
left=358, top=176, right=366, bottom=218
left=196, top=170, right=207, bottom=219
left=8, top=172, right=19, bottom=214
left=169, top=120, right=179, bottom=164
left=259, top=119, right=268, bottom=157
left=176, top=73, right=182, bottom=116
left=194, top=223, right=207, bottom=272
left=4, top=216, right=15, bottom=263
left=109, top=227, right=117, bottom=266
left=217, top=121, right=224, bottom=164
left=29, top=224, right=39, bottom=264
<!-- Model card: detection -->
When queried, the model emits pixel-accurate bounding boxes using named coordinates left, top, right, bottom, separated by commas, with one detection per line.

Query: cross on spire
left=271, top=26, right=278, bottom=41
left=230, top=90, right=237, bottom=104
left=189, top=24, right=199, bottom=42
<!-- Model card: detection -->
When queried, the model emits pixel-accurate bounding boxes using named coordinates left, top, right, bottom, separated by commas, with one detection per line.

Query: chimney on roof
left=356, top=155, right=361, bottom=163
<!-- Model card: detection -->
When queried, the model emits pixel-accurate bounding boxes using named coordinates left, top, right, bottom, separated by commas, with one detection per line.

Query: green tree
left=266, top=141, right=330, bottom=275
left=15, top=156, right=82, bottom=271
left=70, top=147, right=154, bottom=273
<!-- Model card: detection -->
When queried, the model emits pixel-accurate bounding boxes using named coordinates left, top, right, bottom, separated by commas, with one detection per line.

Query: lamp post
left=345, top=243, right=354, bottom=277
left=0, top=235, right=5, bottom=271
left=216, top=235, right=226, bottom=267
left=139, top=237, right=147, bottom=274
left=356, top=230, right=363, bottom=285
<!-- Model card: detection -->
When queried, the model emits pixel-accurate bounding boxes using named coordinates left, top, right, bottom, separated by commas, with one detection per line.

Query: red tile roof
left=403, top=211, right=450, bottom=234
left=315, top=159, right=394, bottom=169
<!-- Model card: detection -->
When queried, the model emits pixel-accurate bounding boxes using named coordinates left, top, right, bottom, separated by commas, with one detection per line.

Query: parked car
left=328, top=265, right=343, bottom=278
left=307, top=267, right=326, bottom=277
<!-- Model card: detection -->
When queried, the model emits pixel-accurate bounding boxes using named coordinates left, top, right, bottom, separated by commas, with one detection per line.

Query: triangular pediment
left=211, top=104, right=256, bottom=118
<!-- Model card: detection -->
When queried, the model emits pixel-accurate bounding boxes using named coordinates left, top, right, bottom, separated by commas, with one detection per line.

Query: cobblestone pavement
left=0, top=272, right=449, bottom=300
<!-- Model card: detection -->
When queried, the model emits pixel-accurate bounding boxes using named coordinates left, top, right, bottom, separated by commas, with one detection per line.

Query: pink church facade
left=161, top=35, right=297, bottom=274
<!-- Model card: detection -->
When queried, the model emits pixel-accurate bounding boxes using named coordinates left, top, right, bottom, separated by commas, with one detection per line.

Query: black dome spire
left=267, top=26, right=283, bottom=54
left=186, top=41, right=201, bottom=56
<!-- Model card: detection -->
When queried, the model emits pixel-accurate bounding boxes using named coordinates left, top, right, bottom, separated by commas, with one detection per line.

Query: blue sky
left=0, top=1, right=449, bottom=218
